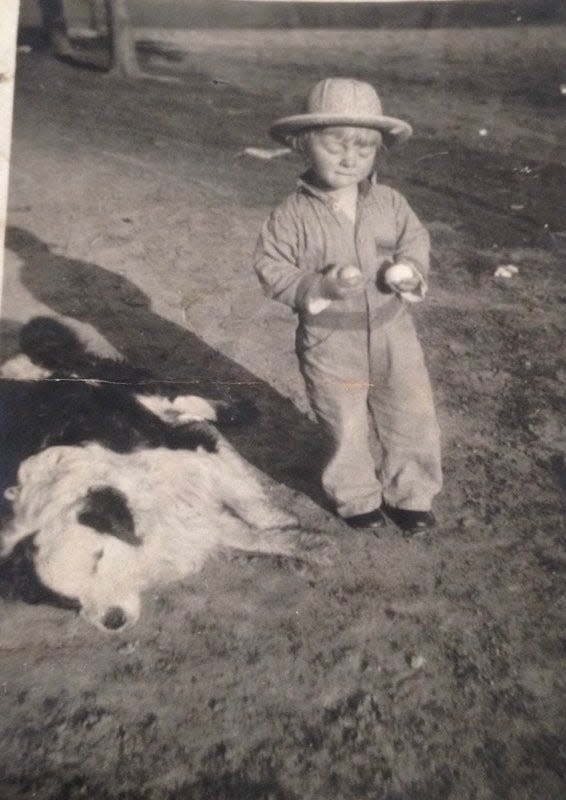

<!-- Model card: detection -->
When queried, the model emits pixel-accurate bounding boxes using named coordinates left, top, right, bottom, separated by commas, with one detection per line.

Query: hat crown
left=269, top=77, right=412, bottom=148
left=305, top=78, right=384, bottom=119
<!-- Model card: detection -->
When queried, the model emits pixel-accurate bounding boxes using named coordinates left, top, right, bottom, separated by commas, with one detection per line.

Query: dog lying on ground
left=0, top=317, right=323, bottom=631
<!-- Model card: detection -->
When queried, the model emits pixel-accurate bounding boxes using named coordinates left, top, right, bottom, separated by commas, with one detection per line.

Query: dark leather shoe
left=343, top=508, right=386, bottom=530
left=382, top=503, right=436, bottom=535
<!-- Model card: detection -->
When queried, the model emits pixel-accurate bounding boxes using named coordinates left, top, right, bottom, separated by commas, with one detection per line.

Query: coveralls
left=254, top=173, right=442, bottom=517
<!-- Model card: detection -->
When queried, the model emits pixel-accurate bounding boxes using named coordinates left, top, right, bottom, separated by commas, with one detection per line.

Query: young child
left=253, top=78, right=442, bottom=534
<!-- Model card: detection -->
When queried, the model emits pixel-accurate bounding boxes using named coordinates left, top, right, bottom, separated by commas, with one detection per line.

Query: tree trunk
left=89, top=0, right=108, bottom=36
left=39, top=0, right=66, bottom=40
left=103, top=0, right=179, bottom=82
left=39, top=0, right=75, bottom=58
left=103, top=0, right=141, bottom=78
left=40, top=0, right=177, bottom=81
left=0, top=0, right=20, bottom=295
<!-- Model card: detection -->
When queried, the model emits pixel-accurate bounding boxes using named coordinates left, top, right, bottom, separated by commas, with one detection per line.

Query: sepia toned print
left=0, top=2, right=564, bottom=798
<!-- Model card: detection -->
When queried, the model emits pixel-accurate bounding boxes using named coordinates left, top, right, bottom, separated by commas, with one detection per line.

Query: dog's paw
left=165, top=422, right=218, bottom=453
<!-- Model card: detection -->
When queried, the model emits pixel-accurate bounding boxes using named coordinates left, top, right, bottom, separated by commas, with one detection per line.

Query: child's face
left=303, top=126, right=381, bottom=190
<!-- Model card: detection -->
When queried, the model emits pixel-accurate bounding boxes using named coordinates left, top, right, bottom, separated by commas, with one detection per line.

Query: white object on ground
left=494, top=265, right=519, bottom=278
left=241, top=147, right=291, bottom=160
left=478, top=128, right=488, bottom=136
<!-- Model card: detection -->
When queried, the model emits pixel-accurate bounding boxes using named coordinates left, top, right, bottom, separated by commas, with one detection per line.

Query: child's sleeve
left=392, top=189, right=431, bottom=302
left=253, top=204, right=321, bottom=312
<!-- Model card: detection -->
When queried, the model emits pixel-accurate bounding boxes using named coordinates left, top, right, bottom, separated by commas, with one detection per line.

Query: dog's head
left=2, top=478, right=146, bottom=632
left=29, top=521, right=143, bottom=631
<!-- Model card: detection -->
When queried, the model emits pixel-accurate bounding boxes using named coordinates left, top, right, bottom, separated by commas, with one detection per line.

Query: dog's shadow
left=3, top=226, right=330, bottom=509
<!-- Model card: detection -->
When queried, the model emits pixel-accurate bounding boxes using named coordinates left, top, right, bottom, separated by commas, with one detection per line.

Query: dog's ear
left=0, top=532, right=81, bottom=609
left=0, top=529, right=39, bottom=562
left=77, top=487, right=142, bottom=547
left=21, top=532, right=39, bottom=559
left=0, top=515, right=38, bottom=560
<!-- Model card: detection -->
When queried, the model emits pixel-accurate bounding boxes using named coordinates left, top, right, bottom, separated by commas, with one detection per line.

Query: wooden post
left=103, top=0, right=141, bottom=78
left=103, top=0, right=179, bottom=82
left=0, top=0, right=20, bottom=308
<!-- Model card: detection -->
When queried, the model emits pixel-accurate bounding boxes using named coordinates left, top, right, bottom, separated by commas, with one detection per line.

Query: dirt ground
left=1, top=18, right=565, bottom=800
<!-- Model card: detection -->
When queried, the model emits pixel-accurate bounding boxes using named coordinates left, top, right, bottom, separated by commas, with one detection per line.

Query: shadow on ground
left=4, top=226, right=331, bottom=510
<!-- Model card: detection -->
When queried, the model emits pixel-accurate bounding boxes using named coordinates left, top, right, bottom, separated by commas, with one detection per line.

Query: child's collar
left=297, top=170, right=375, bottom=201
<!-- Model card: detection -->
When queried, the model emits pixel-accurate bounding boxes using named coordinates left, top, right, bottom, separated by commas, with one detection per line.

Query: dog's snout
left=102, top=606, right=128, bottom=630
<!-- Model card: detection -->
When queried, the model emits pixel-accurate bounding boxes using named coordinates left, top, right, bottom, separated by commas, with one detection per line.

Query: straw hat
left=270, top=78, right=412, bottom=148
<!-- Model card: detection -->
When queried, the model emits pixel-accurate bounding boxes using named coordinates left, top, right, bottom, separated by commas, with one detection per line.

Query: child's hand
left=320, top=264, right=366, bottom=300
left=384, top=262, right=422, bottom=293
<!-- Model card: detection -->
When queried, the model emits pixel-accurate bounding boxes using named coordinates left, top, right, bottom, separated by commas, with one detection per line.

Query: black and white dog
left=0, top=317, right=321, bottom=631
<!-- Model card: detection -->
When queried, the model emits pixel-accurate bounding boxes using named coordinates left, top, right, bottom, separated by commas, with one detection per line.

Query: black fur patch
left=77, top=486, right=141, bottom=547
left=0, top=317, right=264, bottom=496
left=163, top=421, right=218, bottom=452
left=216, top=399, right=259, bottom=427
left=0, top=534, right=81, bottom=610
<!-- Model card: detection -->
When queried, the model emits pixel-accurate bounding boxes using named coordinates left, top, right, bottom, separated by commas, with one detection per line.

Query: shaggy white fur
left=2, top=440, right=301, bottom=631
left=135, top=393, right=218, bottom=424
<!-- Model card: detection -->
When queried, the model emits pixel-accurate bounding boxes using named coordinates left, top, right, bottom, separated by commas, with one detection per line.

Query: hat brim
left=270, top=113, right=413, bottom=148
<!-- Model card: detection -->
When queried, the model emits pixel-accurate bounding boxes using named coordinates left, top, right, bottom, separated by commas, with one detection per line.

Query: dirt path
left=1, top=24, right=565, bottom=800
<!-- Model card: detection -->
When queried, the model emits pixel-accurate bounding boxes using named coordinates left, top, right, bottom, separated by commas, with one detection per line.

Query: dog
left=0, top=317, right=324, bottom=630
left=0, top=315, right=258, bottom=491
